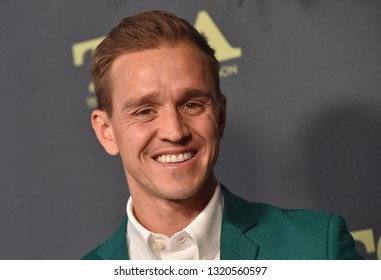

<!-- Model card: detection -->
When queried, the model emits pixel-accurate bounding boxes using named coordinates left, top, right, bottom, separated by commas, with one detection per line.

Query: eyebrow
left=179, top=89, right=215, bottom=102
left=122, top=92, right=161, bottom=112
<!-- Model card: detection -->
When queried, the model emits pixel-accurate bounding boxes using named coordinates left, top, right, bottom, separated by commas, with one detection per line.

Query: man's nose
left=157, top=109, right=191, bottom=143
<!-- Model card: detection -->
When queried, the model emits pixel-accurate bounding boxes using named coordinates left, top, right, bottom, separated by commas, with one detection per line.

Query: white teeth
left=156, top=152, right=194, bottom=163
left=171, top=155, right=178, bottom=163
left=178, top=154, right=184, bottom=162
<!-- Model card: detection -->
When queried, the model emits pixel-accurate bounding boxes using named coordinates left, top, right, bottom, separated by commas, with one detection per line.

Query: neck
left=129, top=178, right=217, bottom=237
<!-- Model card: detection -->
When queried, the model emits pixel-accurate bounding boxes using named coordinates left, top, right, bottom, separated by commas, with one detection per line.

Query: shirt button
left=179, top=237, right=187, bottom=244
left=155, top=240, right=165, bottom=250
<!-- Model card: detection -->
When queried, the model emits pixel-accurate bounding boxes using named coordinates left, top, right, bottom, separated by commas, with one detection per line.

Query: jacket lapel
left=220, top=186, right=260, bottom=260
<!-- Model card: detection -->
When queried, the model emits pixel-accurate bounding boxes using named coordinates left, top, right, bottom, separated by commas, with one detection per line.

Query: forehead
left=109, top=42, right=215, bottom=97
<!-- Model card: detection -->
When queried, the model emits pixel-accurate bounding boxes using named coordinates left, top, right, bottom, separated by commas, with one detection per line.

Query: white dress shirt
left=126, top=185, right=223, bottom=260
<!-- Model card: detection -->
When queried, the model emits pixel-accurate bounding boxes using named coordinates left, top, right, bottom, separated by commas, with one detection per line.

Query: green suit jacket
left=82, top=186, right=362, bottom=260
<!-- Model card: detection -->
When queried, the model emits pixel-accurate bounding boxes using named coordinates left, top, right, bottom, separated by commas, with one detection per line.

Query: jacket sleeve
left=327, top=215, right=363, bottom=259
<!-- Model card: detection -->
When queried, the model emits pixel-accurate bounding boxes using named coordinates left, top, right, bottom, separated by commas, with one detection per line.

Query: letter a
left=194, top=10, right=242, bottom=62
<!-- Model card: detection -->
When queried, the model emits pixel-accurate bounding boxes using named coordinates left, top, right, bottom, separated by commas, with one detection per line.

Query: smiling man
left=83, top=10, right=362, bottom=260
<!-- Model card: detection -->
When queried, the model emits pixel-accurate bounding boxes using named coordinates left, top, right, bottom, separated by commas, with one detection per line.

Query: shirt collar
left=126, top=184, right=223, bottom=260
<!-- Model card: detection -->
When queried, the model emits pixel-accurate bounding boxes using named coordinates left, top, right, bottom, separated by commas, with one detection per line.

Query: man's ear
left=91, top=110, right=119, bottom=156
left=218, top=94, right=227, bottom=139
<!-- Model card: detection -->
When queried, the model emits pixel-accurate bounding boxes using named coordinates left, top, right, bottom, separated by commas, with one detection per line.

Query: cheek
left=118, top=124, right=156, bottom=154
left=192, top=114, right=220, bottom=141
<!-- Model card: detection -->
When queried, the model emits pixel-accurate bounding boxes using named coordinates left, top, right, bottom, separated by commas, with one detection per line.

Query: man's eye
left=186, top=102, right=200, bottom=109
left=134, top=108, right=155, bottom=119
left=183, top=102, right=205, bottom=114
left=138, top=109, right=152, bottom=115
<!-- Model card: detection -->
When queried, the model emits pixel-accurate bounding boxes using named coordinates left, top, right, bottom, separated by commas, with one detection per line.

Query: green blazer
left=82, top=186, right=362, bottom=260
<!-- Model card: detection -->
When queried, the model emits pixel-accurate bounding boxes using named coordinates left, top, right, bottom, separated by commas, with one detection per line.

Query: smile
left=155, top=151, right=195, bottom=163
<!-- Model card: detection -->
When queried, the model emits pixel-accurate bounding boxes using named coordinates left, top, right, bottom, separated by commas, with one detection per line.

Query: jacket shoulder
left=221, top=186, right=362, bottom=259
left=81, top=216, right=129, bottom=260
left=81, top=245, right=103, bottom=260
left=248, top=202, right=362, bottom=259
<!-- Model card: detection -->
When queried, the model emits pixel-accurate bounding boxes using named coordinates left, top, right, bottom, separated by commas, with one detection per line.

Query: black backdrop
left=1, top=0, right=380, bottom=259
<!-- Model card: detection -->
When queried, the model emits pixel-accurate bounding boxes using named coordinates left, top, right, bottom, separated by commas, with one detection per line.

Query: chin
left=158, top=183, right=202, bottom=201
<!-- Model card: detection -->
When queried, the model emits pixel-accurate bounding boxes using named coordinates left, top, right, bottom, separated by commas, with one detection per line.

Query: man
left=84, top=10, right=362, bottom=260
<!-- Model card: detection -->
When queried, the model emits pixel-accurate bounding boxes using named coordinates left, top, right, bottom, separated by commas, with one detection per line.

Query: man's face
left=92, top=42, right=226, bottom=203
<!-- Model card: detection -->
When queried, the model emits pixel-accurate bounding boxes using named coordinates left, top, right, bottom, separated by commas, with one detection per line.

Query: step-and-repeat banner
left=1, top=1, right=380, bottom=259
